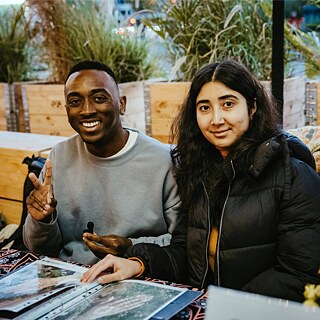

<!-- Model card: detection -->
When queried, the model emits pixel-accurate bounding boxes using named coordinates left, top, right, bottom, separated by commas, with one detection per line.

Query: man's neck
left=86, top=128, right=129, bottom=158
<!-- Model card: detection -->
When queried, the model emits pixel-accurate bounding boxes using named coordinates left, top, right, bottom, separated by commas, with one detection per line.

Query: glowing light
left=129, top=17, right=136, bottom=25
left=0, top=0, right=25, bottom=5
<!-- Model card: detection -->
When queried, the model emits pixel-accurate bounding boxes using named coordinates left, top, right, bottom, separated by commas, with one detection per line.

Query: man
left=23, top=60, right=180, bottom=265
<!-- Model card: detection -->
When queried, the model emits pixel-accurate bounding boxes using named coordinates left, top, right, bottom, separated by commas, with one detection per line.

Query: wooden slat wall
left=23, top=84, right=76, bottom=137
left=22, top=82, right=147, bottom=136
left=148, top=82, right=190, bottom=143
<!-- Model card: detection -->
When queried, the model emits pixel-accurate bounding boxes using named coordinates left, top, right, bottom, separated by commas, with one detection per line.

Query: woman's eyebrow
left=196, top=99, right=210, bottom=106
left=218, top=94, right=239, bottom=100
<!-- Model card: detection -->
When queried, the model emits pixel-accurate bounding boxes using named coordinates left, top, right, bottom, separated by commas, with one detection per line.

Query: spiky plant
left=27, top=0, right=160, bottom=83
left=0, top=4, right=34, bottom=83
left=143, top=0, right=320, bottom=81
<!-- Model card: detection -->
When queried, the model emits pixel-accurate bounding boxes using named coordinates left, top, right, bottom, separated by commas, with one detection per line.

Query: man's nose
left=80, top=99, right=95, bottom=114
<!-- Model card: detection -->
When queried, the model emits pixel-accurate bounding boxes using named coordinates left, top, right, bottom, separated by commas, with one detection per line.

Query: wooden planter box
left=0, top=131, right=68, bottom=224
left=9, top=77, right=310, bottom=142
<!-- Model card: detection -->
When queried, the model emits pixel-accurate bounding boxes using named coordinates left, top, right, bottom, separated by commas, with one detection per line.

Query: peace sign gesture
left=26, top=159, right=57, bottom=221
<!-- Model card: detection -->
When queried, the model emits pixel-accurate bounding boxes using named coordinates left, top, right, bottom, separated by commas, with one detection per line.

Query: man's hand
left=26, top=159, right=56, bottom=221
left=83, top=233, right=132, bottom=259
left=81, top=254, right=141, bottom=284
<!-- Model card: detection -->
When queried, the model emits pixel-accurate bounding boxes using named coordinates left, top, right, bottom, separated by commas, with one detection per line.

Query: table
left=0, top=131, right=68, bottom=224
left=0, top=249, right=208, bottom=319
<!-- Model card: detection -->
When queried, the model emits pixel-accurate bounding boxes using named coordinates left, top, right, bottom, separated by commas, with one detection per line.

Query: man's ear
left=119, top=96, right=127, bottom=115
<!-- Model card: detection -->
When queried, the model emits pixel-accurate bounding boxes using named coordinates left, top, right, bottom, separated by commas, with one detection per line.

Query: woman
left=81, top=59, right=320, bottom=302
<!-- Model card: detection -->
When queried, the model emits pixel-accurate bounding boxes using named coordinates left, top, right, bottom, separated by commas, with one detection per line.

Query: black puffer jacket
left=127, top=133, right=320, bottom=302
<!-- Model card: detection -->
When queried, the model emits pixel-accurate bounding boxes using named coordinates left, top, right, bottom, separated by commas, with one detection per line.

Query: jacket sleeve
left=243, top=160, right=320, bottom=302
left=125, top=212, right=188, bottom=284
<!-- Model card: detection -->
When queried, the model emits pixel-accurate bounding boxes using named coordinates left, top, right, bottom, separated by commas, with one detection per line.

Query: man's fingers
left=83, top=233, right=101, bottom=242
left=84, top=239, right=105, bottom=252
left=29, top=172, right=41, bottom=189
left=43, top=159, right=53, bottom=186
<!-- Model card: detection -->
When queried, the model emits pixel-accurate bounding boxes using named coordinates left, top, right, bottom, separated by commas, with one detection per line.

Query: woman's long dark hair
left=170, top=58, right=281, bottom=210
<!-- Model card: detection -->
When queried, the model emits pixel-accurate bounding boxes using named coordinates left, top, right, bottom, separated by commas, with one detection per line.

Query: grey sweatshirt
left=23, top=130, right=180, bottom=264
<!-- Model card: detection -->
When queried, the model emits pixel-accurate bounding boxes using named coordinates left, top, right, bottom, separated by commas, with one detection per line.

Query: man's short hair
left=65, top=60, right=118, bottom=84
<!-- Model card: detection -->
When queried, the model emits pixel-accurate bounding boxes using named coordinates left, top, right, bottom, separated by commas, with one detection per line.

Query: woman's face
left=196, top=81, right=256, bottom=157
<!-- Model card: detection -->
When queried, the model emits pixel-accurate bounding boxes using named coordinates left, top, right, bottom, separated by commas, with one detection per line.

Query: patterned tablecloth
left=0, top=249, right=207, bottom=319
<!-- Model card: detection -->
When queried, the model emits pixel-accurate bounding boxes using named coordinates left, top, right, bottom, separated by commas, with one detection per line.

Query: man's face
left=64, top=69, right=125, bottom=147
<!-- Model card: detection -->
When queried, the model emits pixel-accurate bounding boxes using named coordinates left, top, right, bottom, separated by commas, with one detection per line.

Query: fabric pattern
left=287, top=126, right=320, bottom=173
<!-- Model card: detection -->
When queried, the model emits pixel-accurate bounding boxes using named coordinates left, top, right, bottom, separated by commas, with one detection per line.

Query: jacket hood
left=248, top=131, right=316, bottom=179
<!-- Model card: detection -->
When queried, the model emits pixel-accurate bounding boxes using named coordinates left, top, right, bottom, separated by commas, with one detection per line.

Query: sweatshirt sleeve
left=23, top=212, right=62, bottom=257
left=130, top=166, right=181, bottom=247
left=242, top=161, right=320, bottom=302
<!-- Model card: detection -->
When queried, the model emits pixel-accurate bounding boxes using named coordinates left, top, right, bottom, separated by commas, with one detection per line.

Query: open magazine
left=0, top=257, right=202, bottom=320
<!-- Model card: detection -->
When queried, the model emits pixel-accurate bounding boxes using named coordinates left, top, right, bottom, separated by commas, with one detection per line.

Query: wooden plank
left=0, top=198, right=22, bottom=225
left=22, top=84, right=71, bottom=136
left=24, top=84, right=65, bottom=116
left=283, top=76, right=306, bottom=130
left=149, top=82, right=190, bottom=141
left=119, top=81, right=145, bottom=132
left=0, top=131, right=68, bottom=201
left=152, top=135, right=172, bottom=144
left=317, top=82, right=320, bottom=125
left=0, top=147, right=30, bottom=201
left=29, top=114, right=76, bottom=136
left=0, top=83, right=8, bottom=131
left=13, top=82, right=28, bottom=132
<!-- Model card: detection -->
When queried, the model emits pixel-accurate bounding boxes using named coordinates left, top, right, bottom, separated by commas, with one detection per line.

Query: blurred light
left=0, top=0, right=25, bottom=4
left=129, top=17, right=136, bottom=25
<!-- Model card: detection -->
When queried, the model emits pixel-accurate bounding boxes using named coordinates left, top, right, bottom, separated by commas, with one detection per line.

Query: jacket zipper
left=200, top=180, right=211, bottom=289
left=216, top=160, right=236, bottom=286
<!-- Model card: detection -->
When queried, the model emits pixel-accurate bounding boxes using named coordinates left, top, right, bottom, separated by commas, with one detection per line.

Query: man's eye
left=67, top=99, right=81, bottom=107
left=93, top=96, right=107, bottom=103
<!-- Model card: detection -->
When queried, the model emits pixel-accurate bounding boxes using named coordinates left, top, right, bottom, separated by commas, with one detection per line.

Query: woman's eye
left=224, top=101, right=234, bottom=108
left=199, top=105, right=210, bottom=111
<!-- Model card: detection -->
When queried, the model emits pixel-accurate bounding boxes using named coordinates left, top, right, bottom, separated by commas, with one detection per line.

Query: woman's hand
left=81, top=254, right=141, bottom=284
